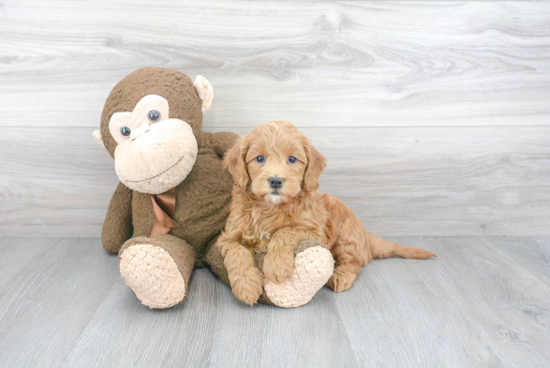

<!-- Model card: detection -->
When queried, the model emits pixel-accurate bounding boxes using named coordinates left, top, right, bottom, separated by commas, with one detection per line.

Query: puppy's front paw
left=228, top=266, right=264, bottom=306
left=263, top=248, right=295, bottom=284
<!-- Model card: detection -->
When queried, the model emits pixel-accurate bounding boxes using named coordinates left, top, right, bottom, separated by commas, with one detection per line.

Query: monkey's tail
left=368, top=233, right=436, bottom=260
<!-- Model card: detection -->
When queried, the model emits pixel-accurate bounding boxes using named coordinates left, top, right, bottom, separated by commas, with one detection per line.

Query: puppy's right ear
left=224, top=136, right=250, bottom=189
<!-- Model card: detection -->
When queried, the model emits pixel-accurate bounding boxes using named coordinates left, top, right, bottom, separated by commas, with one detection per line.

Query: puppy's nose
left=269, top=177, right=283, bottom=189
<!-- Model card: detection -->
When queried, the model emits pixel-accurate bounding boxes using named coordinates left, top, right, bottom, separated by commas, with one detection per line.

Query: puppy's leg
left=263, top=227, right=323, bottom=284
left=327, top=197, right=436, bottom=292
left=327, top=198, right=373, bottom=292
left=327, top=240, right=365, bottom=293
left=217, top=238, right=264, bottom=306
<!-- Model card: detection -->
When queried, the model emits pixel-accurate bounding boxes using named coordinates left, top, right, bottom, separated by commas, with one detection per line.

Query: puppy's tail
left=368, top=233, right=436, bottom=260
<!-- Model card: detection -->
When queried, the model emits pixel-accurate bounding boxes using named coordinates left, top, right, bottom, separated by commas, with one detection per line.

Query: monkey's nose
left=130, top=124, right=150, bottom=141
left=269, top=177, right=283, bottom=189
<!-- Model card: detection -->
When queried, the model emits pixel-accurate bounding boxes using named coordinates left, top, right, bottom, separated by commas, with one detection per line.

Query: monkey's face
left=94, top=68, right=214, bottom=195
left=109, top=94, right=198, bottom=194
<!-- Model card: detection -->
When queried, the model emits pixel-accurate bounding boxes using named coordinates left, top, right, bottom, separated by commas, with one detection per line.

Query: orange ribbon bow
left=150, top=187, right=179, bottom=236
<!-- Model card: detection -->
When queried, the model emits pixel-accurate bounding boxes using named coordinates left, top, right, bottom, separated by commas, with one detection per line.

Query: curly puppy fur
left=216, top=121, right=436, bottom=305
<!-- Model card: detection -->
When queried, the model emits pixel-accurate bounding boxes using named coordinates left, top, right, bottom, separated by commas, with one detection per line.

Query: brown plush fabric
left=102, top=182, right=133, bottom=254
left=100, top=67, right=239, bottom=271
left=205, top=241, right=230, bottom=285
left=293, top=239, right=323, bottom=256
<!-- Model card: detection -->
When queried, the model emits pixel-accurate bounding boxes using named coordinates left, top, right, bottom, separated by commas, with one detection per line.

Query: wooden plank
left=62, top=269, right=357, bottom=368
left=207, top=286, right=357, bottom=368
left=486, top=236, right=550, bottom=288
left=0, top=237, right=549, bottom=367
left=337, top=236, right=550, bottom=367
left=0, top=237, right=119, bottom=367
left=1, top=1, right=549, bottom=128
left=60, top=267, right=225, bottom=368
left=1, top=126, right=549, bottom=237
left=0, top=237, right=59, bottom=288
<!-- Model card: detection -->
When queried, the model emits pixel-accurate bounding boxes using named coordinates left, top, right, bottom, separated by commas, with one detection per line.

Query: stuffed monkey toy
left=94, top=67, right=331, bottom=308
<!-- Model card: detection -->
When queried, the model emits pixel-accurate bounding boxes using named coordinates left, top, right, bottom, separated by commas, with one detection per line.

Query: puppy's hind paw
left=327, top=265, right=358, bottom=293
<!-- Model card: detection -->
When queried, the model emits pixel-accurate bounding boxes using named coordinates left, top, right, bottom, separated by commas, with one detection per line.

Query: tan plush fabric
left=114, top=118, right=198, bottom=194
left=264, top=246, right=334, bottom=308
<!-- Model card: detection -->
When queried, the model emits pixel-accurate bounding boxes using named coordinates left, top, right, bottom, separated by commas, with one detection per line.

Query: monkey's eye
left=255, top=156, right=265, bottom=163
left=288, top=156, right=297, bottom=164
left=148, top=110, right=161, bottom=122
left=120, top=127, right=131, bottom=136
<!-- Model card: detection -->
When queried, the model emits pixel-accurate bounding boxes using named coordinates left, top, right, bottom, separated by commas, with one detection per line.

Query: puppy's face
left=225, top=121, right=326, bottom=204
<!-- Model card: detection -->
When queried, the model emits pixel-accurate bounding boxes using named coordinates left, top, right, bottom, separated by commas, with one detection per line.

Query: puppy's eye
left=255, top=156, right=265, bottom=163
left=120, top=127, right=131, bottom=136
left=288, top=156, right=297, bottom=164
left=148, top=110, right=161, bottom=122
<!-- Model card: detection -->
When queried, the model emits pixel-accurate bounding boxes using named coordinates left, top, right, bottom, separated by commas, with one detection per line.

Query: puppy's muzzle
left=269, top=176, right=283, bottom=189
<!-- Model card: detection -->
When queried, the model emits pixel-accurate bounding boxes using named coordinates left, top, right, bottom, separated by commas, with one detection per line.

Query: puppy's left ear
left=303, top=139, right=327, bottom=192
left=193, top=75, right=214, bottom=113
left=224, top=136, right=250, bottom=189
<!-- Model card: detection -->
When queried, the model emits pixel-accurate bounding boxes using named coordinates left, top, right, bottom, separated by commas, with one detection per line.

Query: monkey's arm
left=102, top=182, right=133, bottom=254
left=202, top=131, right=240, bottom=157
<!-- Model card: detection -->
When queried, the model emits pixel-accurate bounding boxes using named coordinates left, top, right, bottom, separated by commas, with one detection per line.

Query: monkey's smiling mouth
left=123, top=155, right=186, bottom=183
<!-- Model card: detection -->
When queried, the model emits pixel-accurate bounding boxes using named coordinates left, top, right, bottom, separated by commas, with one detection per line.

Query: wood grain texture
left=1, top=126, right=549, bottom=236
left=0, top=236, right=549, bottom=367
left=0, top=1, right=549, bottom=128
left=1, top=1, right=549, bottom=236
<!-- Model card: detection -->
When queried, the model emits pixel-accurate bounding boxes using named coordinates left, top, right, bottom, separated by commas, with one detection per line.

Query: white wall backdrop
left=1, top=0, right=549, bottom=236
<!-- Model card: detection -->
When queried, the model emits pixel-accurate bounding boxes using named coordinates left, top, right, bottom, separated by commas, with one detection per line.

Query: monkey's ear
left=193, top=75, right=214, bottom=113
left=93, top=130, right=105, bottom=148
left=223, top=136, right=250, bottom=189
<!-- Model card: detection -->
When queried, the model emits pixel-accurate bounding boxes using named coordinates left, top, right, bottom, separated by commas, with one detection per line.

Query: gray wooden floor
left=0, top=237, right=549, bottom=367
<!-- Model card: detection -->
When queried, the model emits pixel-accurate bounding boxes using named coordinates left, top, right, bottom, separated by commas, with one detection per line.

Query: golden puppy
left=217, top=121, right=436, bottom=305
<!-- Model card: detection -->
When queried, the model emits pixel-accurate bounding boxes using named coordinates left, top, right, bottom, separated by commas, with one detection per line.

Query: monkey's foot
left=119, top=242, right=186, bottom=309
left=264, top=243, right=334, bottom=308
